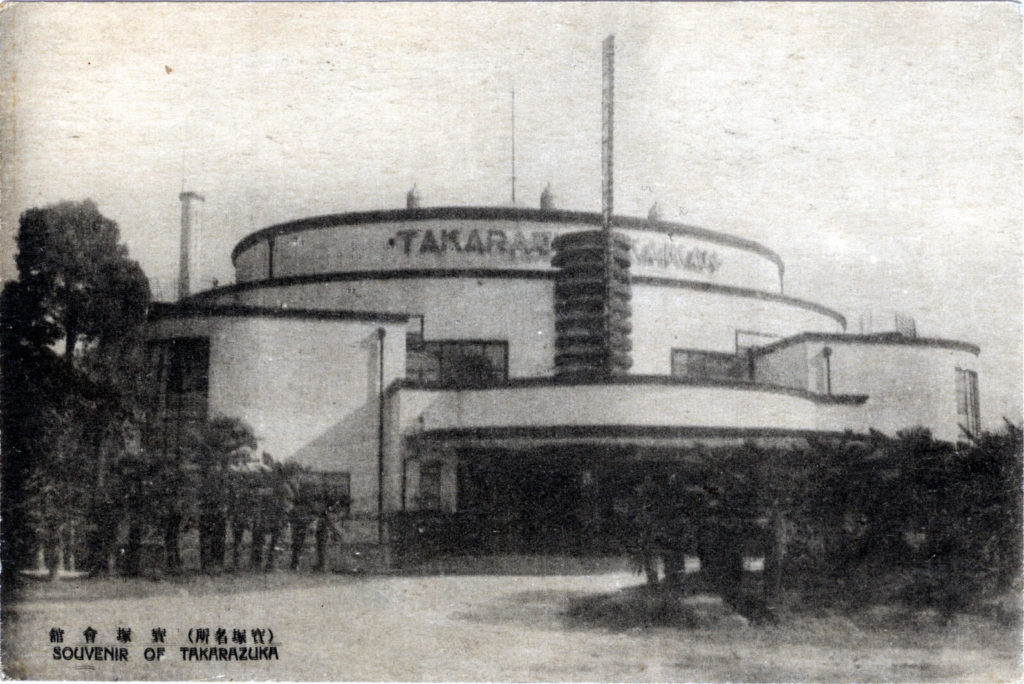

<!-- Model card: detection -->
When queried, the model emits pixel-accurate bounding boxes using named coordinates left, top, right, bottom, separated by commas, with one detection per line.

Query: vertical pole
left=400, top=458, right=407, bottom=513
left=601, top=35, right=615, bottom=376
left=822, top=346, right=833, bottom=396
left=601, top=35, right=615, bottom=233
left=377, top=328, right=386, bottom=545
left=267, top=236, right=275, bottom=280
left=511, top=86, right=517, bottom=207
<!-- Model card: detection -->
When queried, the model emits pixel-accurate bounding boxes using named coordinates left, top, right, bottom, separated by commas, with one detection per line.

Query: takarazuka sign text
left=386, top=228, right=723, bottom=275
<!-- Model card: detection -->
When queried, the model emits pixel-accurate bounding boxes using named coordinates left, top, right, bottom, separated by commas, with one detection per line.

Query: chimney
left=178, top=191, right=204, bottom=300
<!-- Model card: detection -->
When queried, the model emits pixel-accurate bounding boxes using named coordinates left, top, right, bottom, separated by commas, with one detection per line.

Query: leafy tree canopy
left=1, top=199, right=152, bottom=581
left=9, top=199, right=150, bottom=364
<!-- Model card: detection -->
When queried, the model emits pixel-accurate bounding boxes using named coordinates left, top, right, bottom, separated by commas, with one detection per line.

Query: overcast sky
left=1, top=2, right=1020, bottom=427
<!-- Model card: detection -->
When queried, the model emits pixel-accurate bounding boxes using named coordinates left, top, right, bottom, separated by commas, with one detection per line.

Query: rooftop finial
left=540, top=183, right=555, bottom=210
left=406, top=184, right=421, bottom=209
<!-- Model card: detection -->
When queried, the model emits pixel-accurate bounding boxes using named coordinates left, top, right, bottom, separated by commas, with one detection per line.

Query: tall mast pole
left=602, top=35, right=615, bottom=375
left=602, top=35, right=614, bottom=233
left=511, top=85, right=517, bottom=206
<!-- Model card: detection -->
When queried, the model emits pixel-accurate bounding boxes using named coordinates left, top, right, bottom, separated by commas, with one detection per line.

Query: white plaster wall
left=813, top=401, right=869, bottom=434
left=204, top=278, right=842, bottom=380
left=233, top=241, right=268, bottom=282
left=753, top=342, right=809, bottom=389
left=406, top=384, right=823, bottom=432
left=210, top=279, right=556, bottom=377
left=147, top=315, right=407, bottom=516
left=234, top=217, right=781, bottom=292
left=821, top=343, right=980, bottom=443
left=630, top=283, right=843, bottom=375
left=753, top=339, right=981, bottom=442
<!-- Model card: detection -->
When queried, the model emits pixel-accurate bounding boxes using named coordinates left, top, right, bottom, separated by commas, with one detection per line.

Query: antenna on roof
left=601, top=35, right=616, bottom=377
left=510, top=85, right=517, bottom=206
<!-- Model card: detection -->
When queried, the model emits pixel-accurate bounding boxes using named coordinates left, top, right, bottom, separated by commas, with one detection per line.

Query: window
left=671, top=349, right=748, bottom=381
left=318, top=471, right=351, bottom=517
left=167, top=339, right=210, bottom=394
left=406, top=340, right=508, bottom=387
left=406, top=315, right=425, bottom=346
left=418, top=461, right=443, bottom=511
left=734, top=329, right=780, bottom=355
left=955, top=367, right=980, bottom=435
left=810, top=347, right=833, bottom=394
left=145, top=337, right=210, bottom=456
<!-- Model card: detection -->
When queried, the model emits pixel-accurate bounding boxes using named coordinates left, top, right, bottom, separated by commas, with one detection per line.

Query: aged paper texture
left=1, top=2, right=1021, bottom=681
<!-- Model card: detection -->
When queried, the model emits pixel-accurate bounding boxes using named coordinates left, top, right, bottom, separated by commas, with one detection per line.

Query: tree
left=1, top=200, right=150, bottom=586
left=1, top=283, right=65, bottom=585
left=12, top=200, right=149, bottom=365
left=192, top=417, right=259, bottom=572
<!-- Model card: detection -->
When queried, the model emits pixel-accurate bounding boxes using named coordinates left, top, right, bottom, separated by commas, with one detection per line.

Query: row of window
left=669, top=348, right=750, bottom=382
left=404, top=319, right=781, bottom=387
left=406, top=343, right=755, bottom=386
left=406, top=338, right=509, bottom=387
left=144, top=338, right=211, bottom=457
left=144, top=336, right=981, bottom=434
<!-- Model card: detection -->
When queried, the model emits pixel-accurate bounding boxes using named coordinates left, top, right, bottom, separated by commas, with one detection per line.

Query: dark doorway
left=456, top=449, right=649, bottom=555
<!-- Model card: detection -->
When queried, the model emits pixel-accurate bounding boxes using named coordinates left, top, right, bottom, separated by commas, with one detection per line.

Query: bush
left=616, top=424, right=1022, bottom=617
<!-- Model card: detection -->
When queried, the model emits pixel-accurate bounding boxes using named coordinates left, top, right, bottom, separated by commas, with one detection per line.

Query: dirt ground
left=3, top=569, right=1020, bottom=681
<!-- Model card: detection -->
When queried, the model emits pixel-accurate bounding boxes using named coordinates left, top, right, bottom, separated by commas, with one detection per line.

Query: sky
left=1, top=2, right=1020, bottom=427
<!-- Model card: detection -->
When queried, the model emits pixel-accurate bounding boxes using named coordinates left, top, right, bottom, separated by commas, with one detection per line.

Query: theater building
left=146, top=191, right=981, bottom=550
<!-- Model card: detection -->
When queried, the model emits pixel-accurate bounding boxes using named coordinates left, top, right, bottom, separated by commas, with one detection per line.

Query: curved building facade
left=147, top=203, right=980, bottom=548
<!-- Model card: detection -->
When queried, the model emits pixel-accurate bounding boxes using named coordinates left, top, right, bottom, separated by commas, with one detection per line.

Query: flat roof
left=388, top=373, right=869, bottom=405
left=751, top=331, right=980, bottom=356
left=182, top=269, right=847, bottom=328
left=148, top=301, right=410, bottom=324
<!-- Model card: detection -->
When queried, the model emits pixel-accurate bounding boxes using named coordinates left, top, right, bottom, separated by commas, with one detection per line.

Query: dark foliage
left=1, top=200, right=150, bottom=597
left=620, top=425, right=1023, bottom=620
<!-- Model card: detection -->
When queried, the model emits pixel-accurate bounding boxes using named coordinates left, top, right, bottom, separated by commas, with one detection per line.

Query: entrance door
left=457, top=453, right=605, bottom=554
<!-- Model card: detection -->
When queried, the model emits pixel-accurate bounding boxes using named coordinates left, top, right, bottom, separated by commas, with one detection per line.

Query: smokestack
left=178, top=191, right=204, bottom=300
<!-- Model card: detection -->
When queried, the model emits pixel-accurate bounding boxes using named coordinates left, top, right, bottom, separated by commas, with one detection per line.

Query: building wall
left=393, top=383, right=859, bottom=435
left=753, top=341, right=808, bottom=389
left=204, top=279, right=556, bottom=377
left=826, top=343, right=979, bottom=443
left=389, top=382, right=868, bottom=513
left=147, top=314, right=407, bottom=518
left=753, top=338, right=980, bottom=442
left=153, top=209, right=984, bottom=546
left=630, top=283, right=842, bottom=375
left=231, top=213, right=783, bottom=293
left=199, top=277, right=842, bottom=379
